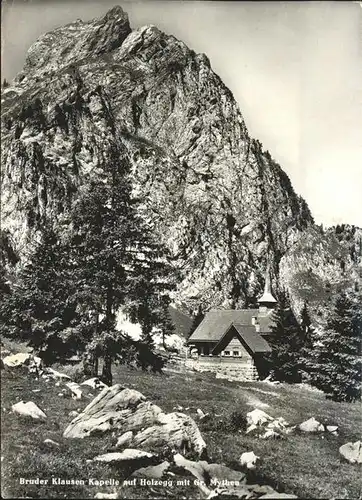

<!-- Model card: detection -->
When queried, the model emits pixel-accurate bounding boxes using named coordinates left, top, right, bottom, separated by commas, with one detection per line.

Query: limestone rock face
left=1, top=6, right=359, bottom=316
left=63, top=384, right=206, bottom=456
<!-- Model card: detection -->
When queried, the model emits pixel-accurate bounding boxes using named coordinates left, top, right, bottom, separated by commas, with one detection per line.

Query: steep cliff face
left=1, top=7, right=357, bottom=316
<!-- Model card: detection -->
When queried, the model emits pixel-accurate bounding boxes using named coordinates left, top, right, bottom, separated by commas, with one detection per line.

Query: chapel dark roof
left=232, top=324, right=272, bottom=353
left=187, top=308, right=274, bottom=343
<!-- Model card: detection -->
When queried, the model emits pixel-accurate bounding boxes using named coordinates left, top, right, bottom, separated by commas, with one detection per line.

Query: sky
left=2, top=0, right=362, bottom=227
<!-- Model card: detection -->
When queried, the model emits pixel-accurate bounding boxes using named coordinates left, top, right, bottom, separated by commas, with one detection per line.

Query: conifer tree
left=68, top=143, right=176, bottom=382
left=0, top=226, right=86, bottom=364
left=268, top=291, right=303, bottom=383
left=299, top=302, right=316, bottom=381
left=311, top=292, right=361, bottom=402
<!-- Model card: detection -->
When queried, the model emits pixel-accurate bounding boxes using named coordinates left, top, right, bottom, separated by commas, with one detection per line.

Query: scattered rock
left=64, top=385, right=206, bottom=456
left=32, top=389, right=41, bottom=393
left=116, top=431, right=133, bottom=448
left=132, top=461, right=170, bottom=479
left=248, top=485, right=276, bottom=495
left=326, top=425, right=338, bottom=435
left=259, top=494, right=297, bottom=499
left=81, top=377, right=108, bottom=390
left=173, top=405, right=184, bottom=411
left=28, top=356, right=43, bottom=374
left=173, top=453, right=207, bottom=482
left=69, top=410, right=79, bottom=418
left=246, top=409, right=293, bottom=439
left=12, top=401, right=47, bottom=420
left=207, top=463, right=246, bottom=483
left=197, top=408, right=210, bottom=421
left=93, top=449, right=155, bottom=466
left=239, top=451, right=259, bottom=469
left=299, top=417, right=325, bottom=433
left=207, top=486, right=252, bottom=499
left=65, top=382, right=83, bottom=400
left=94, top=493, right=119, bottom=499
left=339, top=441, right=362, bottom=464
left=174, top=453, right=245, bottom=484
left=3, top=353, right=31, bottom=367
left=58, top=393, right=64, bottom=397
left=43, top=368, right=71, bottom=380
left=44, top=438, right=60, bottom=447
left=260, top=429, right=282, bottom=440
left=247, top=409, right=273, bottom=427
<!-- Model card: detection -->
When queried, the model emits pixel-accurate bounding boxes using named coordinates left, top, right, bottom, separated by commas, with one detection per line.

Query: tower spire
left=258, top=265, right=277, bottom=311
left=263, top=263, right=272, bottom=295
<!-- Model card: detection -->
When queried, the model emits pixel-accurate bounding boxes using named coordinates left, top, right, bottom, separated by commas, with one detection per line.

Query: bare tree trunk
left=101, top=355, right=112, bottom=386
left=83, top=352, right=98, bottom=378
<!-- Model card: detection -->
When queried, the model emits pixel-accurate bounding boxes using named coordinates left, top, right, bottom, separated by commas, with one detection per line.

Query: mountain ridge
left=1, top=6, right=360, bottom=319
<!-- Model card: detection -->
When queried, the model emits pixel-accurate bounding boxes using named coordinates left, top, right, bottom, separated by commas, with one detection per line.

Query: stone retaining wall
left=185, top=357, right=259, bottom=381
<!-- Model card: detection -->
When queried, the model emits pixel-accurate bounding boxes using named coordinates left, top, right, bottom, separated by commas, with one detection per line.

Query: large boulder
left=63, top=385, right=162, bottom=438
left=63, top=384, right=206, bottom=456
left=133, top=411, right=207, bottom=455
left=339, top=441, right=362, bottom=464
left=12, top=401, right=47, bottom=420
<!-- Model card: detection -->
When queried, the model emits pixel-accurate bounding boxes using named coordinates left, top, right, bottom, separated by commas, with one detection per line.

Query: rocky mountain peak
left=18, top=6, right=132, bottom=83
left=1, top=7, right=359, bottom=319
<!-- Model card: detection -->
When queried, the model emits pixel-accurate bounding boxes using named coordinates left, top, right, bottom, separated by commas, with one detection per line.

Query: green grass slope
left=1, top=362, right=361, bottom=499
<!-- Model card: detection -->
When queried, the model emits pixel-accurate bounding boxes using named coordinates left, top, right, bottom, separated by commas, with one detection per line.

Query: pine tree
left=268, top=291, right=303, bottom=383
left=1, top=144, right=176, bottom=378
left=299, top=302, right=316, bottom=381
left=311, top=292, right=361, bottom=402
left=68, top=143, right=176, bottom=382
left=0, top=226, right=86, bottom=364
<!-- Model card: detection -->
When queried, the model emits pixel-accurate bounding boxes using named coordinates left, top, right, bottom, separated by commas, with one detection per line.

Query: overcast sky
left=2, top=0, right=362, bottom=227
